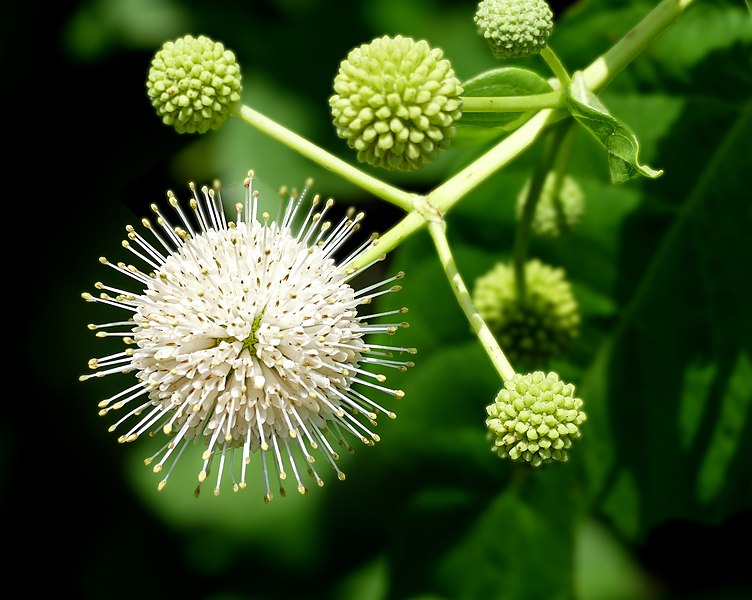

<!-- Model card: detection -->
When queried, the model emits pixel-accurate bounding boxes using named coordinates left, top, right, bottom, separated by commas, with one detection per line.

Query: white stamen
left=127, top=225, right=168, bottom=264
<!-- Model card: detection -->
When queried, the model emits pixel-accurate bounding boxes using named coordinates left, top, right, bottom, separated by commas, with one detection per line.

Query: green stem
left=545, top=122, right=579, bottom=229
left=583, top=0, right=696, bottom=92
left=367, top=210, right=426, bottom=262
left=233, top=104, right=416, bottom=212
left=349, top=109, right=563, bottom=271
left=431, top=108, right=562, bottom=212
left=540, top=46, right=571, bottom=87
left=428, top=220, right=516, bottom=381
left=460, top=91, right=562, bottom=113
left=512, top=120, right=574, bottom=302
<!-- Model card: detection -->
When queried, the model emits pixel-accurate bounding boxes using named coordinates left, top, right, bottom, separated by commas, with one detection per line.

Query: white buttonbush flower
left=81, top=172, right=414, bottom=500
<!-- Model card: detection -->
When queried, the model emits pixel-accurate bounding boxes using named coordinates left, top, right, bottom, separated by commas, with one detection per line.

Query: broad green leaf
left=330, top=555, right=389, bottom=600
left=578, top=100, right=752, bottom=537
left=574, top=516, right=654, bottom=600
left=695, top=352, right=752, bottom=503
left=649, top=1, right=752, bottom=84
left=410, top=467, right=581, bottom=600
left=565, top=71, right=664, bottom=184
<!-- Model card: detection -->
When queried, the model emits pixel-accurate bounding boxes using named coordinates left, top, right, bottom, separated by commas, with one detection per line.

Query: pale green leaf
left=565, top=71, right=664, bottom=183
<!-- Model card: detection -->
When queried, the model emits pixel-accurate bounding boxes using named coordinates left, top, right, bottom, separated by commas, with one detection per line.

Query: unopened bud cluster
left=474, top=0, right=554, bottom=59
left=329, top=35, right=463, bottom=171
left=517, top=173, right=585, bottom=237
left=473, top=259, right=579, bottom=367
left=486, top=371, right=586, bottom=466
left=146, top=34, right=242, bottom=134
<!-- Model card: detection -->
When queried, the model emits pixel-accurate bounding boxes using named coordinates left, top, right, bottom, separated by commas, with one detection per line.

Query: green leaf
left=649, top=1, right=752, bottom=82
left=574, top=516, right=654, bottom=600
left=578, top=100, right=752, bottom=537
left=694, top=352, right=752, bottom=504
left=454, top=67, right=554, bottom=145
left=330, top=556, right=389, bottom=600
left=419, top=469, right=581, bottom=600
left=565, top=72, right=664, bottom=184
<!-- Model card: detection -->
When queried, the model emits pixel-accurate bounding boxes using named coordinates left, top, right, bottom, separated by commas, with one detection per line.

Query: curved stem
left=512, top=120, right=574, bottom=302
left=233, top=104, right=417, bottom=212
left=540, top=46, right=571, bottom=87
left=428, top=220, right=516, bottom=381
left=460, top=91, right=562, bottom=113
left=583, top=0, right=696, bottom=93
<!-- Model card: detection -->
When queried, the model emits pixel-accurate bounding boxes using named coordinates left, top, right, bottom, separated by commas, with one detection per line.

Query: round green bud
left=473, top=259, right=579, bottom=367
left=329, top=35, right=463, bottom=171
left=146, top=34, right=242, bottom=134
left=486, top=371, right=586, bottom=466
left=474, top=0, right=554, bottom=60
left=517, top=173, right=585, bottom=237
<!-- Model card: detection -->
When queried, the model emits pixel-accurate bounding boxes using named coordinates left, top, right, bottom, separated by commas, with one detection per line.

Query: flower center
left=240, top=309, right=265, bottom=354
left=219, top=308, right=266, bottom=355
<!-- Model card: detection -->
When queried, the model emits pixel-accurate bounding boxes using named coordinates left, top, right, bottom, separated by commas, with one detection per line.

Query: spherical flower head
left=486, top=371, right=586, bottom=466
left=474, top=0, right=554, bottom=59
left=472, top=259, right=579, bottom=367
left=329, top=35, right=463, bottom=171
left=81, top=172, right=414, bottom=500
left=146, top=34, right=242, bottom=134
left=516, top=173, right=585, bottom=237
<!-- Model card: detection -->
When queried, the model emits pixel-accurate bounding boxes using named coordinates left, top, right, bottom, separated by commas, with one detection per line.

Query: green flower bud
left=146, top=34, right=242, bottom=134
left=517, top=173, right=585, bottom=237
left=329, top=35, right=463, bottom=171
left=486, top=371, right=586, bottom=466
left=473, top=259, right=579, bottom=367
left=474, top=0, right=554, bottom=60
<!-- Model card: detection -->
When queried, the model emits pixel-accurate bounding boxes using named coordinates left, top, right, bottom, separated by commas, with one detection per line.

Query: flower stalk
left=512, top=120, right=574, bottom=301
left=233, top=104, right=417, bottom=212
left=460, top=91, right=562, bottom=113
left=539, top=46, right=571, bottom=87
left=582, top=0, right=696, bottom=93
left=428, top=220, right=516, bottom=381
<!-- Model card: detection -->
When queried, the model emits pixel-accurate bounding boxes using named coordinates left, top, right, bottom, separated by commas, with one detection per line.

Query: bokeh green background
left=15, top=0, right=752, bottom=599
